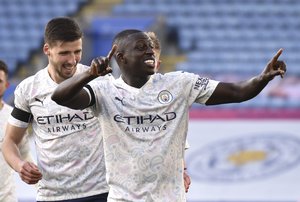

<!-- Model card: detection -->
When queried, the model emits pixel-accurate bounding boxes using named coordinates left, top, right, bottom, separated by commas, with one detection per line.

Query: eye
left=136, top=44, right=146, bottom=51
left=75, top=50, right=82, bottom=55
left=59, top=52, right=69, bottom=56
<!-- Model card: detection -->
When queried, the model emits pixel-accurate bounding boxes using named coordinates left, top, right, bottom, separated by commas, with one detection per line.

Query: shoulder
left=16, top=69, right=45, bottom=91
left=75, top=63, right=90, bottom=74
left=96, top=73, right=115, bottom=81
left=14, top=68, right=49, bottom=102
left=89, top=73, right=115, bottom=88
left=154, top=71, right=199, bottom=83
left=160, top=71, right=197, bottom=78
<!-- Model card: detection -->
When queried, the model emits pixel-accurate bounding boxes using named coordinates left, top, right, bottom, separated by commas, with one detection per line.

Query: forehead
left=49, top=39, right=82, bottom=50
left=126, top=32, right=151, bottom=43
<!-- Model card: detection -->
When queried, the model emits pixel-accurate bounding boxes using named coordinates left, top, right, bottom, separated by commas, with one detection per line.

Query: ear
left=43, top=44, right=50, bottom=56
left=116, top=52, right=125, bottom=63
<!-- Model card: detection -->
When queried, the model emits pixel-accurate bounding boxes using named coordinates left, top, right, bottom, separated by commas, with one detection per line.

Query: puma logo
left=115, top=97, right=125, bottom=106
left=35, top=97, right=45, bottom=105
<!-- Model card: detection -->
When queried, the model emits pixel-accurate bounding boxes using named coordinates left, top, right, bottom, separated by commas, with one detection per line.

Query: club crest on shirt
left=157, top=90, right=173, bottom=104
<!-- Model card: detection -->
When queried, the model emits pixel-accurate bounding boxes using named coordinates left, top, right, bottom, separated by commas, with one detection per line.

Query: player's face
left=45, top=39, right=82, bottom=82
left=122, top=33, right=156, bottom=77
left=0, top=70, right=9, bottom=99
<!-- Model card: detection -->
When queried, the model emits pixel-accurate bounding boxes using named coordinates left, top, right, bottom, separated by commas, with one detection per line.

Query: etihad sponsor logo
left=194, top=77, right=209, bottom=90
left=47, top=123, right=87, bottom=133
left=124, top=124, right=167, bottom=133
left=113, top=112, right=176, bottom=125
left=36, top=112, right=94, bottom=124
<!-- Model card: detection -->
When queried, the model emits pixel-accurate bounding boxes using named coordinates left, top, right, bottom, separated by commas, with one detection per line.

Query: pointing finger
left=270, top=48, right=283, bottom=63
left=107, top=44, right=117, bottom=60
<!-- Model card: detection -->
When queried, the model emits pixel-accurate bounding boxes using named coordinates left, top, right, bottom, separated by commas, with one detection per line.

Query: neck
left=121, top=74, right=151, bottom=88
left=47, top=65, right=63, bottom=84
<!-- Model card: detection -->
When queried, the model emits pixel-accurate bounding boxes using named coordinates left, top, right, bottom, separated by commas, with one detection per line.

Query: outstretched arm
left=206, top=49, right=286, bottom=105
left=52, top=45, right=116, bottom=109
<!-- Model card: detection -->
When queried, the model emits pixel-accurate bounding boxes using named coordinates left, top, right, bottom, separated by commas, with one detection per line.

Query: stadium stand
left=0, top=0, right=88, bottom=76
left=0, top=0, right=89, bottom=104
left=110, top=0, right=300, bottom=113
left=87, top=16, right=156, bottom=58
left=1, top=0, right=300, bottom=115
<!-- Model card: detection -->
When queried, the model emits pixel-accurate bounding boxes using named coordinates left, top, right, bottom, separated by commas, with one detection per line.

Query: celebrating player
left=52, top=29, right=286, bottom=201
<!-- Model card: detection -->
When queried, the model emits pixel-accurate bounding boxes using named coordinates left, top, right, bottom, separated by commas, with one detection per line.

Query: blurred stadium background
left=1, top=0, right=300, bottom=201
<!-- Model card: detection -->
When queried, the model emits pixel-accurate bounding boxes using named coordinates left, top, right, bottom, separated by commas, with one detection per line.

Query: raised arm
left=206, top=49, right=286, bottom=105
left=52, top=45, right=116, bottom=109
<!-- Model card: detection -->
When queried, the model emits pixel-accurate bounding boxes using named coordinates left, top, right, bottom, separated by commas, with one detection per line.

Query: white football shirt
left=8, top=64, right=109, bottom=201
left=86, top=71, right=219, bottom=202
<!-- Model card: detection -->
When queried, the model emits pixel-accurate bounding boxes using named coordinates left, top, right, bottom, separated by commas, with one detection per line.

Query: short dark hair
left=44, top=17, right=83, bottom=46
left=112, top=29, right=142, bottom=51
left=0, top=60, right=8, bottom=77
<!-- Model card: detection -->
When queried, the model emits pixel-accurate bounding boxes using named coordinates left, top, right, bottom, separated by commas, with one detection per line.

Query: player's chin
left=62, top=72, right=75, bottom=80
left=145, top=68, right=155, bottom=75
left=144, top=64, right=156, bottom=74
left=63, top=68, right=76, bottom=78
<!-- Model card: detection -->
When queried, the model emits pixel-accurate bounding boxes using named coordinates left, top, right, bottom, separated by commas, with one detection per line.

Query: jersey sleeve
left=184, top=72, right=219, bottom=106
left=194, top=77, right=219, bottom=104
left=8, top=80, right=33, bottom=128
left=84, top=75, right=113, bottom=117
left=84, top=82, right=101, bottom=117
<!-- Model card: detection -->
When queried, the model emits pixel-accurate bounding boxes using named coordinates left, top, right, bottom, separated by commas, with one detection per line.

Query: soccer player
left=51, top=30, right=286, bottom=201
left=0, top=60, right=33, bottom=202
left=2, top=17, right=109, bottom=202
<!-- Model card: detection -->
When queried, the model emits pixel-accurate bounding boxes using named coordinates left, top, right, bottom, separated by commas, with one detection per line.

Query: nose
left=145, top=46, right=154, bottom=54
left=67, top=53, right=78, bottom=65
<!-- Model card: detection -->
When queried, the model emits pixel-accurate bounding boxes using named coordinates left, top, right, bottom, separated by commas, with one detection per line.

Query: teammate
left=51, top=30, right=286, bottom=201
left=2, top=17, right=109, bottom=202
left=0, top=60, right=33, bottom=202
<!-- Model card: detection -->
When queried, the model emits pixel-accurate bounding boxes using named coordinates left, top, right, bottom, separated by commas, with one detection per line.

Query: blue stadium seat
left=0, top=0, right=88, bottom=75
left=88, top=17, right=156, bottom=57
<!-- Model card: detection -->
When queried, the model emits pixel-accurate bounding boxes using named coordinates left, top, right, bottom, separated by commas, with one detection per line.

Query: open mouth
left=63, top=64, right=76, bottom=71
left=144, top=59, right=155, bottom=67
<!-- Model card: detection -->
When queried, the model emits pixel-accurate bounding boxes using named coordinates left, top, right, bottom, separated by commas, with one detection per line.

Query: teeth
left=145, top=60, right=154, bottom=65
